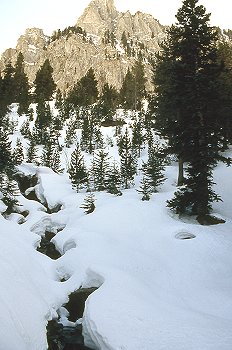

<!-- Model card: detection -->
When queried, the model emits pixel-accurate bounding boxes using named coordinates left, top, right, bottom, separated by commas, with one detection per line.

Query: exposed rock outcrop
left=0, top=0, right=166, bottom=93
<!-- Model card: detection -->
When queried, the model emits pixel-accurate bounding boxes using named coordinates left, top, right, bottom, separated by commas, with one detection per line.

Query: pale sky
left=0, top=0, right=231, bottom=55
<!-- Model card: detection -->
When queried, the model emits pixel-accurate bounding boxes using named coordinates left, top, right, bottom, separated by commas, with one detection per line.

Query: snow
left=1, top=107, right=232, bottom=349
left=28, top=44, right=37, bottom=53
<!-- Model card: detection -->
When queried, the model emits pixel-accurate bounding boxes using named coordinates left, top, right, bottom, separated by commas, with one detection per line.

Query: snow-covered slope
left=1, top=106, right=232, bottom=349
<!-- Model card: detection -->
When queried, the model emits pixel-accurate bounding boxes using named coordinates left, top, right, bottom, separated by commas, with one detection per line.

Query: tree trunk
left=177, top=157, right=184, bottom=186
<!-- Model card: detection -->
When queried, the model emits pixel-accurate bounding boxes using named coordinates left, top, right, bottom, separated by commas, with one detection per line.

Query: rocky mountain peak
left=0, top=0, right=166, bottom=94
left=76, top=0, right=118, bottom=36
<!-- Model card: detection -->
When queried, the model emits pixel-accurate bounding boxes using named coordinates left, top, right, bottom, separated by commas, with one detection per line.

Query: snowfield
left=1, top=106, right=232, bottom=350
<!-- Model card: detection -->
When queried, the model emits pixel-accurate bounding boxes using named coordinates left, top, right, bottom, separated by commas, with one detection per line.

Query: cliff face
left=76, top=0, right=118, bottom=37
left=0, top=0, right=165, bottom=93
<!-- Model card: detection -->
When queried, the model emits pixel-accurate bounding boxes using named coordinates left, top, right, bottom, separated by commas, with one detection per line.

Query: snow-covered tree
left=26, top=139, right=39, bottom=164
left=12, top=138, right=24, bottom=165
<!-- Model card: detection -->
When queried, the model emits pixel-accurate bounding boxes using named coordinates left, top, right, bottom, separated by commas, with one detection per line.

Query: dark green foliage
left=12, top=138, right=24, bottom=165
left=118, top=128, right=137, bottom=189
left=42, top=126, right=62, bottom=173
left=137, top=176, right=152, bottom=201
left=55, top=89, right=67, bottom=123
left=91, top=149, right=111, bottom=191
left=0, top=126, right=13, bottom=175
left=103, top=30, right=116, bottom=47
left=65, top=118, right=77, bottom=148
left=0, top=74, right=9, bottom=119
left=153, top=0, right=232, bottom=216
left=131, top=119, right=144, bottom=157
left=67, top=68, right=98, bottom=107
left=121, top=31, right=132, bottom=56
left=68, top=143, right=88, bottom=192
left=80, top=107, right=103, bottom=154
left=132, top=58, right=147, bottom=110
left=14, top=52, right=30, bottom=115
left=50, top=26, right=86, bottom=42
left=80, top=193, right=95, bottom=214
left=20, top=120, right=31, bottom=139
left=34, top=59, right=56, bottom=102
left=26, top=139, right=39, bottom=164
left=120, top=69, right=135, bottom=110
left=121, top=31, right=128, bottom=49
left=106, top=161, right=122, bottom=196
left=0, top=174, right=19, bottom=216
left=120, top=59, right=146, bottom=110
left=1, top=62, right=15, bottom=106
left=7, top=117, right=17, bottom=135
left=98, top=83, right=119, bottom=122
left=34, top=101, right=52, bottom=144
left=141, top=143, right=166, bottom=193
left=216, top=40, right=232, bottom=145
left=167, top=159, right=220, bottom=215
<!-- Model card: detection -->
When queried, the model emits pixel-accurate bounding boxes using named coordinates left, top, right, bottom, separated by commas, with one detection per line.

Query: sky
left=0, top=0, right=231, bottom=55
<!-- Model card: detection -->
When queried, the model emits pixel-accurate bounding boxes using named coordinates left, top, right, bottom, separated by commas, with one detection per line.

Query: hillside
left=0, top=0, right=165, bottom=93
left=0, top=103, right=232, bottom=349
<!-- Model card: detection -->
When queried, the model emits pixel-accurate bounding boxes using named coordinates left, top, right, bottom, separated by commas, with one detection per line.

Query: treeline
left=0, top=55, right=56, bottom=116
left=1, top=0, right=232, bottom=222
left=49, top=26, right=87, bottom=43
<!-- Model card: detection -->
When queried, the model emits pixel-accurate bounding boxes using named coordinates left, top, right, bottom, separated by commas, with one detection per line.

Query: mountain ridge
left=0, top=0, right=165, bottom=93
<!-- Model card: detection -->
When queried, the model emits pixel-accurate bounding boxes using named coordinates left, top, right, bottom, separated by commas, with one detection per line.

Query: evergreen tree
left=51, top=147, right=63, bottom=173
left=42, top=126, right=62, bottom=173
left=98, top=83, right=119, bottom=122
left=26, top=139, right=39, bottom=164
left=131, top=119, right=144, bottom=157
left=12, top=138, right=24, bottom=165
left=137, top=176, right=152, bottom=201
left=35, top=101, right=52, bottom=144
left=132, top=58, right=147, bottom=110
left=120, top=69, right=135, bottom=109
left=120, top=60, right=146, bottom=110
left=91, top=149, right=111, bottom=191
left=1, top=62, right=15, bottom=106
left=65, top=120, right=77, bottom=148
left=141, top=144, right=166, bottom=193
left=0, top=126, right=13, bottom=175
left=20, top=120, right=31, bottom=138
left=0, top=73, right=9, bottom=120
left=118, top=128, right=137, bottom=189
left=68, top=143, right=88, bottom=192
left=34, top=59, right=56, bottom=102
left=216, top=40, right=232, bottom=146
left=80, top=107, right=103, bottom=153
left=55, top=88, right=67, bottom=123
left=121, top=31, right=128, bottom=50
left=14, top=52, right=30, bottom=115
left=80, top=193, right=96, bottom=214
left=0, top=174, right=19, bottom=216
left=106, top=160, right=122, bottom=195
left=152, top=0, right=232, bottom=216
left=67, top=68, right=98, bottom=107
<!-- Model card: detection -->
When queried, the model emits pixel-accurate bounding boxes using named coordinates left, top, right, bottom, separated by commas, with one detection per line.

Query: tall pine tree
left=14, top=52, right=30, bottom=115
left=68, top=143, right=88, bottom=192
left=34, top=59, right=56, bottom=102
left=152, top=0, right=232, bottom=217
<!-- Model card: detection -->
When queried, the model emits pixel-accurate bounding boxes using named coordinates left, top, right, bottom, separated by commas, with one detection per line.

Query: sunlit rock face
left=0, top=0, right=165, bottom=93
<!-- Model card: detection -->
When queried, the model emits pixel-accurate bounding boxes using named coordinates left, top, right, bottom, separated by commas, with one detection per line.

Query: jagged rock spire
left=76, top=0, right=118, bottom=36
